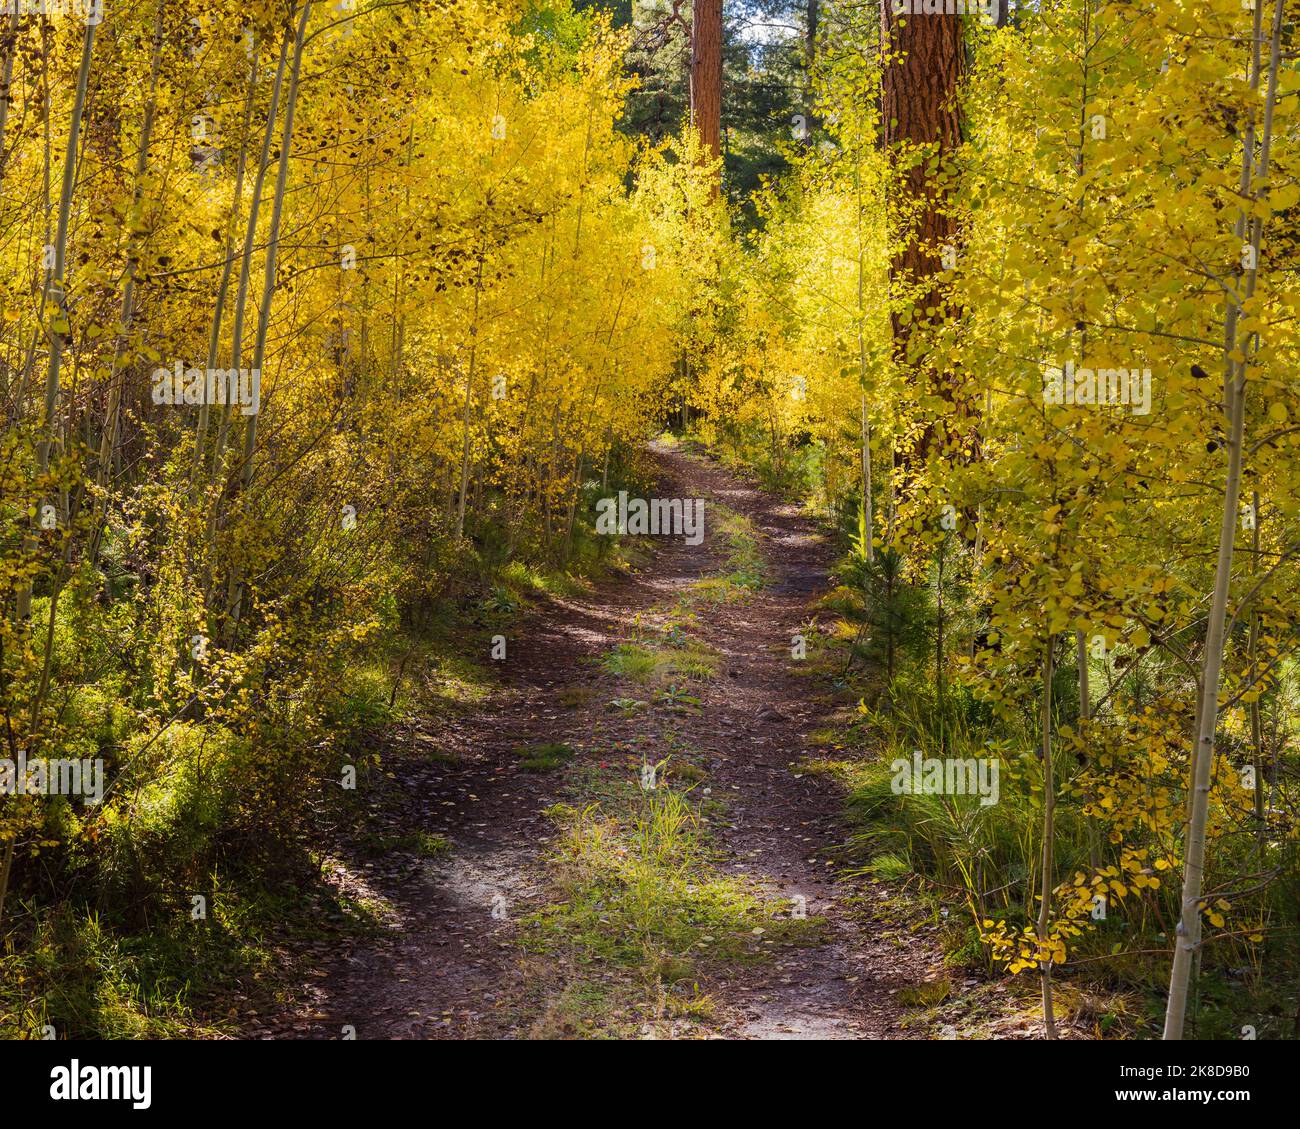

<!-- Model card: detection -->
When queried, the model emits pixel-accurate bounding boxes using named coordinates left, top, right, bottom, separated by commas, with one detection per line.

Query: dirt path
left=258, top=443, right=942, bottom=1039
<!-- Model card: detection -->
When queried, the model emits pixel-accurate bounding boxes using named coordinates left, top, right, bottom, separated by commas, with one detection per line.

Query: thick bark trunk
left=805, top=0, right=818, bottom=113
left=880, top=4, right=964, bottom=463
left=690, top=0, right=722, bottom=191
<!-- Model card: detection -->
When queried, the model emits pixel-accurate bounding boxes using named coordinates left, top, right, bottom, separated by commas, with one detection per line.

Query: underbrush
left=807, top=616, right=1300, bottom=1039
left=675, top=431, right=1300, bottom=1040
left=1, top=452, right=658, bottom=1039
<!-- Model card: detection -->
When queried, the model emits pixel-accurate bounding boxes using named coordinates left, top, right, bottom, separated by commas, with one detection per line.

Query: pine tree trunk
left=690, top=0, right=722, bottom=192
left=880, top=2, right=964, bottom=463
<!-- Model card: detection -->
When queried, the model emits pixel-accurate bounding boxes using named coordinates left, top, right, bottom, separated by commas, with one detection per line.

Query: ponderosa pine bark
left=880, top=2, right=965, bottom=463
left=690, top=0, right=722, bottom=192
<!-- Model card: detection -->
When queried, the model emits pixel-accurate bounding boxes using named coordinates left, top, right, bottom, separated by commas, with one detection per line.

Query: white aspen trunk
left=90, top=0, right=167, bottom=557
left=856, top=153, right=873, bottom=561
left=226, top=2, right=313, bottom=636
left=194, top=44, right=260, bottom=481
left=239, top=2, right=311, bottom=494
left=1038, top=637, right=1057, bottom=1039
left=0, top=10, right=19, bottom=183
left=16, top=20, right=95, bottom=620
left=2, top=15, right=95, bottom=929
left=1164, top=0, right=1283, bottom=1041
left=456, top=254, right=485, bottom=540
left=211, top=32, right=291, bottom=480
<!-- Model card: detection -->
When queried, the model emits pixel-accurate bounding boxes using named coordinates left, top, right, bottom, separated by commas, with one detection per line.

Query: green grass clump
left=521, top=790, right=820, bottom=973
left=711, top=506, right=766, bottom=591
left=359, top=829, right=452, bottom=857
left=599, top=640, right=720, bottom=684
left=516, top=742, right=578, bottom=772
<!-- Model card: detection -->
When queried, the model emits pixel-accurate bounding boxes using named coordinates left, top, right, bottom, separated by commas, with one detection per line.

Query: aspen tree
left=228, top=1, right=313, bottom=636
left=1164, top=0, right=1286, bottom=1043
left=16, top=18, right=96, bottom=621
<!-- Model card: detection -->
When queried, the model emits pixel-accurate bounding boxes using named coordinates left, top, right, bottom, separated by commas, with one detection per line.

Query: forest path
left=257, top=442, right=940, bottom=1039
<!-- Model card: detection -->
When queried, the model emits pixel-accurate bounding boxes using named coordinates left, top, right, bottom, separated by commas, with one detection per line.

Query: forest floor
left=247, top=442, right=1042, bottom=1039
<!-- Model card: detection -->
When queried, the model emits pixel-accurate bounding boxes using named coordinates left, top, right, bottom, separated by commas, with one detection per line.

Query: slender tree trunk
left=3, top=16, right=95, bottom=921
left=11, top=19, right=53, bottom=417
left=239, top=2, right=311, bottom=493
left=1075, top=629, right=1102, bottom=870
left=804, top=0, right=818, bottom=114
left=1247, top=489, right=1265, bottom=836
left=90, top=0, right=167, bottom=560
left=212, top=32, right=291, bottom=481
left=16, top=20, right=96, bottom=620
left=1075, top=635, right=1091, bottom=726
left=226, top=2, right=313, bottom=636
left=194, top=46, right=260, bottom=482
left=1038, top=637, right=1057, bottom=1039
left=0, top=837, right=14, bottom=934
left=0, top=19, right=17, bottom=388
left=0, top=10, right=19, bottom=184
left=856, top=153, right=873, bottom=561
left=456, top=254, right=485, bottom=540
left=936, top=536, right=946, bottom=753
left=1164, top=0, right=1282, bottom=1042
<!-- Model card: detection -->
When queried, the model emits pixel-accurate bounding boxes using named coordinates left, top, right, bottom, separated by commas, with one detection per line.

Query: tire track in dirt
left=643, top=445, right=942, bottom=1038
left=260, top=441, right=940, bottom=1039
